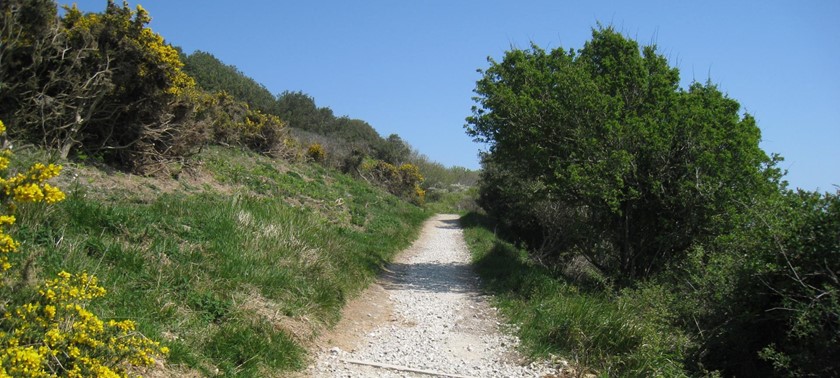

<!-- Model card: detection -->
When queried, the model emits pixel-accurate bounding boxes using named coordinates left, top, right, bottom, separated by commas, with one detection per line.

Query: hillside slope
left=8, top=146, right=429, bottom=376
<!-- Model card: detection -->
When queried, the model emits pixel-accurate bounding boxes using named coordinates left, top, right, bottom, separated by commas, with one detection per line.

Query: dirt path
left=301, top=214, right=557, bottom=377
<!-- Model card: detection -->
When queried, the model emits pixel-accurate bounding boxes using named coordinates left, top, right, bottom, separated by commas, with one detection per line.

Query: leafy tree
left=675, top=188, right=840, bottom=377
left=467, top=26, right=775, bottom=280
left=376, top=134, right=411, bottom=165
left=275, top=91, right=335, bottom=133
left=406, top=149, right=477, bottom=189
left=182, top=50, right=277, bottom=114
left=276, top=91, right=413, bottom=170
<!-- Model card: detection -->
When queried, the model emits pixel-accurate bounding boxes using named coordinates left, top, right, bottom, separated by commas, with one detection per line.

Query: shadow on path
left=380, top=262, right=480, bottom=294
left=434, top=218, right=462, bottom=230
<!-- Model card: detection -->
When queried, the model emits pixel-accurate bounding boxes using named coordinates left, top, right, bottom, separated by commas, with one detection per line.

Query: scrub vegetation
left=463, top=26, right=838, bottom=377
left=0, top=1, right=472, bottom=376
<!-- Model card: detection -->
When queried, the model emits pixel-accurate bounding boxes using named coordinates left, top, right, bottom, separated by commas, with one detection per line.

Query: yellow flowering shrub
left=62, top=4, right=195, bottom=97
left=1, top=272, right=168, bottom=377
left=398, top=164, right=425, bottom=205
left=0, top=119, right=167, bottom=376
left=413, top=185, right=426, bottom=206
left=306, top=143, right=326, bottom=162
left=360, top=160, right=426, bottom=205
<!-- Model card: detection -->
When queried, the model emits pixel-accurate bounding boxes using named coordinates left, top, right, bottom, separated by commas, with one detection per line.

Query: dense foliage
left=182, top=50, right=277, bottom=115
left=0, top=1, right=293, bottom=172
left=467, top=27, right=775, bottom=280
left=277, top=91, right=402, bottom=166
left=180, top=54, right=462, bottom=187
left=1, top=0, right=201, bottom=171
left=467, top=26, right=838, bottom=376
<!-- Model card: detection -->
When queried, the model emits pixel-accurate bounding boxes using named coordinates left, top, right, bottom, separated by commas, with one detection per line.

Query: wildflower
left=0, top=232, right=20, bottom=254
left=13, top=183, right=44, bottom=203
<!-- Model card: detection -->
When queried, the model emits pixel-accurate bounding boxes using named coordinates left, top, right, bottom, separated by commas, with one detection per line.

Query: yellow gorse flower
left=2, top=270, right=169, bottom=376
left=1, top=119, right=167, bottom=375
left=0, top=121, right=65, bottom=273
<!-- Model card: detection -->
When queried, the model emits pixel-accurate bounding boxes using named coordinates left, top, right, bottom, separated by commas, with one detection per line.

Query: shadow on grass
left=458, top=212, right=556, bottom=299
left=457, top=212, right=691, bottom=377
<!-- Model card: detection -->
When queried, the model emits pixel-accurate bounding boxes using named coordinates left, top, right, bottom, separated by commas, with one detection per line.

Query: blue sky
left=70, top=1, right=839, bottom=192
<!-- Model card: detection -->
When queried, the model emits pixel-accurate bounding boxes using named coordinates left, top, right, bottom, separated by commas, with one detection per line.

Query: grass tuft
left=460, top=212, right=690, bottom=377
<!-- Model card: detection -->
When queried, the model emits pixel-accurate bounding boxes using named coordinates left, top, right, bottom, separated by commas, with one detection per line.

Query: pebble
left=306, top=215, right=559, bottom=377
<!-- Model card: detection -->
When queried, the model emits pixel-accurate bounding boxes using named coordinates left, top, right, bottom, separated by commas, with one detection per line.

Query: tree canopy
left=467, top=27, right=775, bottom=280
left=467, top=26, right=837, bottom=376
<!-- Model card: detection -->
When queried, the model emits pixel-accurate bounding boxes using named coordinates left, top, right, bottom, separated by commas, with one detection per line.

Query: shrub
left=194, top=91, right=288, bottom=156
left=0, top=1, right=204, bottom=173
left=1, top=271, right=169, bottom=377
left=0, top=119, right=168, bottom=376
left=359, top=160, right=425, bottom=205
left=306, top=143, right=326, bottom=163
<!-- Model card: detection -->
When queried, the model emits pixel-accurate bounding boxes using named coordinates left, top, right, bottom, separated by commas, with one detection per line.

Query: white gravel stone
left=306, top=214, right=558, bottom=377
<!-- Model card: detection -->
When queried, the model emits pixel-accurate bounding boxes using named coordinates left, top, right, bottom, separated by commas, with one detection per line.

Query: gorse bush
left=0, top=1, right=202, bottom=172
left=0, top=120, right=65, bottom=274
left=0, top=119, right=168, bottom=377
left=306, top=143, right=326, bottom=162
left=360, top=159, right=425, bottom=205
left=1, top=272, right=168, bottom=377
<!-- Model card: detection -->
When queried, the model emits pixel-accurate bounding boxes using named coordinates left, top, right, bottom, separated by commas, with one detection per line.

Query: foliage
left=461, top=212, right=690, bottom=377
left=0, top=0, right=201, bottom=172
left=466, top=26, right=838, bottom=377
left=190, top=91, right=288, bottom=156
left=756, top=190, right=840, bottom=377
left=1, top=272, right=169, bottom=377
left=275, top=91, right=336, bottom=136
left=406, top=149, right=479, bottom=191
left=360, top=159, right=425, bottom=205
left=664, top=189, right=840, bottom=376
left=467, top=26, right=775, bottom=281
left=181, top=50, right=277, bottom=115
left=0, top=120, right=65, bottom=274
left=0, top=119, right=167, bottom=377
left=422, top=188, right=479, bottom=215
left=376, top=134, right=410, bottom=165
left=276, top=91, right=410, bottom=169
left=306, top=143, right=326, bottom=163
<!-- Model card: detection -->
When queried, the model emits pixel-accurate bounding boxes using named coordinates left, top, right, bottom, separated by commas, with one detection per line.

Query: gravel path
left=304, top=214, right=557, bottom=378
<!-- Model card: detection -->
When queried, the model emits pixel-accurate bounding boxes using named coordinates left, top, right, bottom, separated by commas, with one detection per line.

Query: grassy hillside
left=6, top=146, right=428, bottom=376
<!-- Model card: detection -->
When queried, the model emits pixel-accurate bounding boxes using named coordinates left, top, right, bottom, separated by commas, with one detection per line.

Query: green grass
left=6, top=146, right=429, bottom=377
left=459, top=212, right=691, bottom=377
left=423, top=187, right=479, bottom=215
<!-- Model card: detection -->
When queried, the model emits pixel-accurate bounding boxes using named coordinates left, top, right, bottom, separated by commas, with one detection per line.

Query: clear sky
left=69, top=1, right=839, bottom=192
